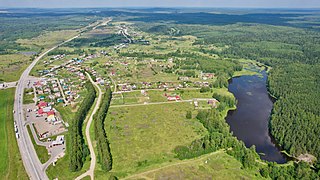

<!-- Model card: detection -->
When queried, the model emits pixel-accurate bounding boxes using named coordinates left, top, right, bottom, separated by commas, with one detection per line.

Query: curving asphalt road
left=75, top=72, right=103, bottom=180
left=13, top=18, right=111, bottom=180
left=14, top=35, right=80, bottom=180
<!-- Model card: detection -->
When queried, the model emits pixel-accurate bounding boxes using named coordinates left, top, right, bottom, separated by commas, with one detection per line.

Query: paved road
left=75, top=72, right=103, bottom=180
left=13, top=18, right=113, bottom=180
left=14, top=34, right=80, bottom=180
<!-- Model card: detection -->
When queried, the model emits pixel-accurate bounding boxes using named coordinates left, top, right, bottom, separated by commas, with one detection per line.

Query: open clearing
left=0, top=54, right=31, bottom=82
left=124, top=150, right=265, bottom=180
left=102, top=102, right=208, bottom=177
left=17, top=30, right=79, bottom=50
left=0, top=88, right=28, bottom=179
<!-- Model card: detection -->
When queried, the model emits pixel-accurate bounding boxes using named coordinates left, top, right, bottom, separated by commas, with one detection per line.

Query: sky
left=0, top=0, right=320, bottom=9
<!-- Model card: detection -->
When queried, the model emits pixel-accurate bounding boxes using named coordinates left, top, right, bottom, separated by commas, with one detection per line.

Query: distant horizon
left=1, top=7, right=320, bottom=10
left=1, top=0, right=320, bottom=9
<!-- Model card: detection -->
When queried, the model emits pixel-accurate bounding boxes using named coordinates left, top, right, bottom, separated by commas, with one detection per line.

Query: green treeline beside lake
left=197, top=24, right=320, bottom=168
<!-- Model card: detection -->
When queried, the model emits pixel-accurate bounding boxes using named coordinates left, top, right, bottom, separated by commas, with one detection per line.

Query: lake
left=226, top=70, right=288, bottom=163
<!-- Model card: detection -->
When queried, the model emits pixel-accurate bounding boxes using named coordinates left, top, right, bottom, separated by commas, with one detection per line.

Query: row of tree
left=69, top=81, right=96, bottom=171
left=175, top=97, right=320, bottom=178
left=175, top=109, right=258, bottom=169
left=94, top=88, right=113, bottom=171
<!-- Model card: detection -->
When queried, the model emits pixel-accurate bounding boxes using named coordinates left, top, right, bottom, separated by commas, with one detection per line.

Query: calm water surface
left=226, top=71, right=288, bottom=163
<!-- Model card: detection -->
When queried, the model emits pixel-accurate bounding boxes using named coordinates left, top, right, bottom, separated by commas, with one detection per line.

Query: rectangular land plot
left=105, top=102, right=208, bottom=177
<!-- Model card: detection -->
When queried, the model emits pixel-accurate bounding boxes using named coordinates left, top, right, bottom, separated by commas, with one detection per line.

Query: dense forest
left=69, top=81, right=96, bottom=171
left=268, top=64, right=320, bottom=158
left=211, top=28, right=320, bottom=164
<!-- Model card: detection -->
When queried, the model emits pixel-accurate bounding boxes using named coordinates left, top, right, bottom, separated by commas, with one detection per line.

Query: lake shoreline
left=225, top=70, right=289, bottom=163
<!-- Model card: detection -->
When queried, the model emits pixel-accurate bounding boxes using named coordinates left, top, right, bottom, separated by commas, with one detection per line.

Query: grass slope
left=0, top=54, right=31, bottom=82
left=0, top=88, right=28, bottom=179
left=101, top=102, right=208, bottom=178
left=126, top=151, right=265, bottom=180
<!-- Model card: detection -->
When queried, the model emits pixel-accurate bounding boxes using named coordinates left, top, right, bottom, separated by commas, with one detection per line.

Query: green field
left=102, top=102, right=208, bottom=178
left=17, top=30, right=79, bottom=50
left=0, top=88, right=28, bottom=179
left=125, top=150, right=265, bottom=180
left=0, top=54, right=31, bottom=82
left=23, top=88, right=34, bottom=104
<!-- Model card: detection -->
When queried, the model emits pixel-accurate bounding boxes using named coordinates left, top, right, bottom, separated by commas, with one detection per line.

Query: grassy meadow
left=102, top=102, right=208, bottom=178
left=0, top=88, right=28, bottom=179
left=17, top=30, right=79, bottom=51
left=0, top=54, right=31, bottom=82
left=125, top=151, right=265, bottom=180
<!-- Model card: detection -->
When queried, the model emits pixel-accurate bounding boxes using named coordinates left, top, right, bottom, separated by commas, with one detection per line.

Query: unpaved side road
left=75, top=72, right=102, bottom=180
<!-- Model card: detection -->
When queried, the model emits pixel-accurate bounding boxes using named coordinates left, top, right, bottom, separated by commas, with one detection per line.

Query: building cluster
left=37, top=101, right=58, bottom=123
left=34, top=79, right=64, bottom=103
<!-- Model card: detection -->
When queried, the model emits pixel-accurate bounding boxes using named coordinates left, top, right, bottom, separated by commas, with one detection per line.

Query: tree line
left=94, top=88, right=113, bottom=171
left=174, top=108, right=258, bottom=170
left=69, top=81, right=96, bottom=171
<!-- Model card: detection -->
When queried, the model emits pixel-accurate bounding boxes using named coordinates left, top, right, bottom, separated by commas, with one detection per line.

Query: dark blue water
left=226, top=71, right=288, bottom=163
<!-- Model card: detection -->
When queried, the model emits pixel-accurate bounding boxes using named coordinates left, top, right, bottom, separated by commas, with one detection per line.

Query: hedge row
left=94, top=88, right=113, bottom=171
left=69, top=81, right=96, bottom=171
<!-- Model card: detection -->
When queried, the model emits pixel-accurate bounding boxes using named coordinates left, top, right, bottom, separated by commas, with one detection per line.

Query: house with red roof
left=38, top=108, right=44, bottom=114
left=38, top=101, right=48, bottom=108
left=167, top=95, right=181, bottom=101
left=47, top=110, right=55, bottom=116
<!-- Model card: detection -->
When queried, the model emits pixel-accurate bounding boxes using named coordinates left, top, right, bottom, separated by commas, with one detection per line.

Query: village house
left=167, top=95, right=181, bottom=101
left=201, top=72, right=215, bottom=80
left=208, top=99, right=219, bottom=108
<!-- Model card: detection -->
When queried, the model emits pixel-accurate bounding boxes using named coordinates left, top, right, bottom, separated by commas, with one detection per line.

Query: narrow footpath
left=75, top=72, right=102, bottom=180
